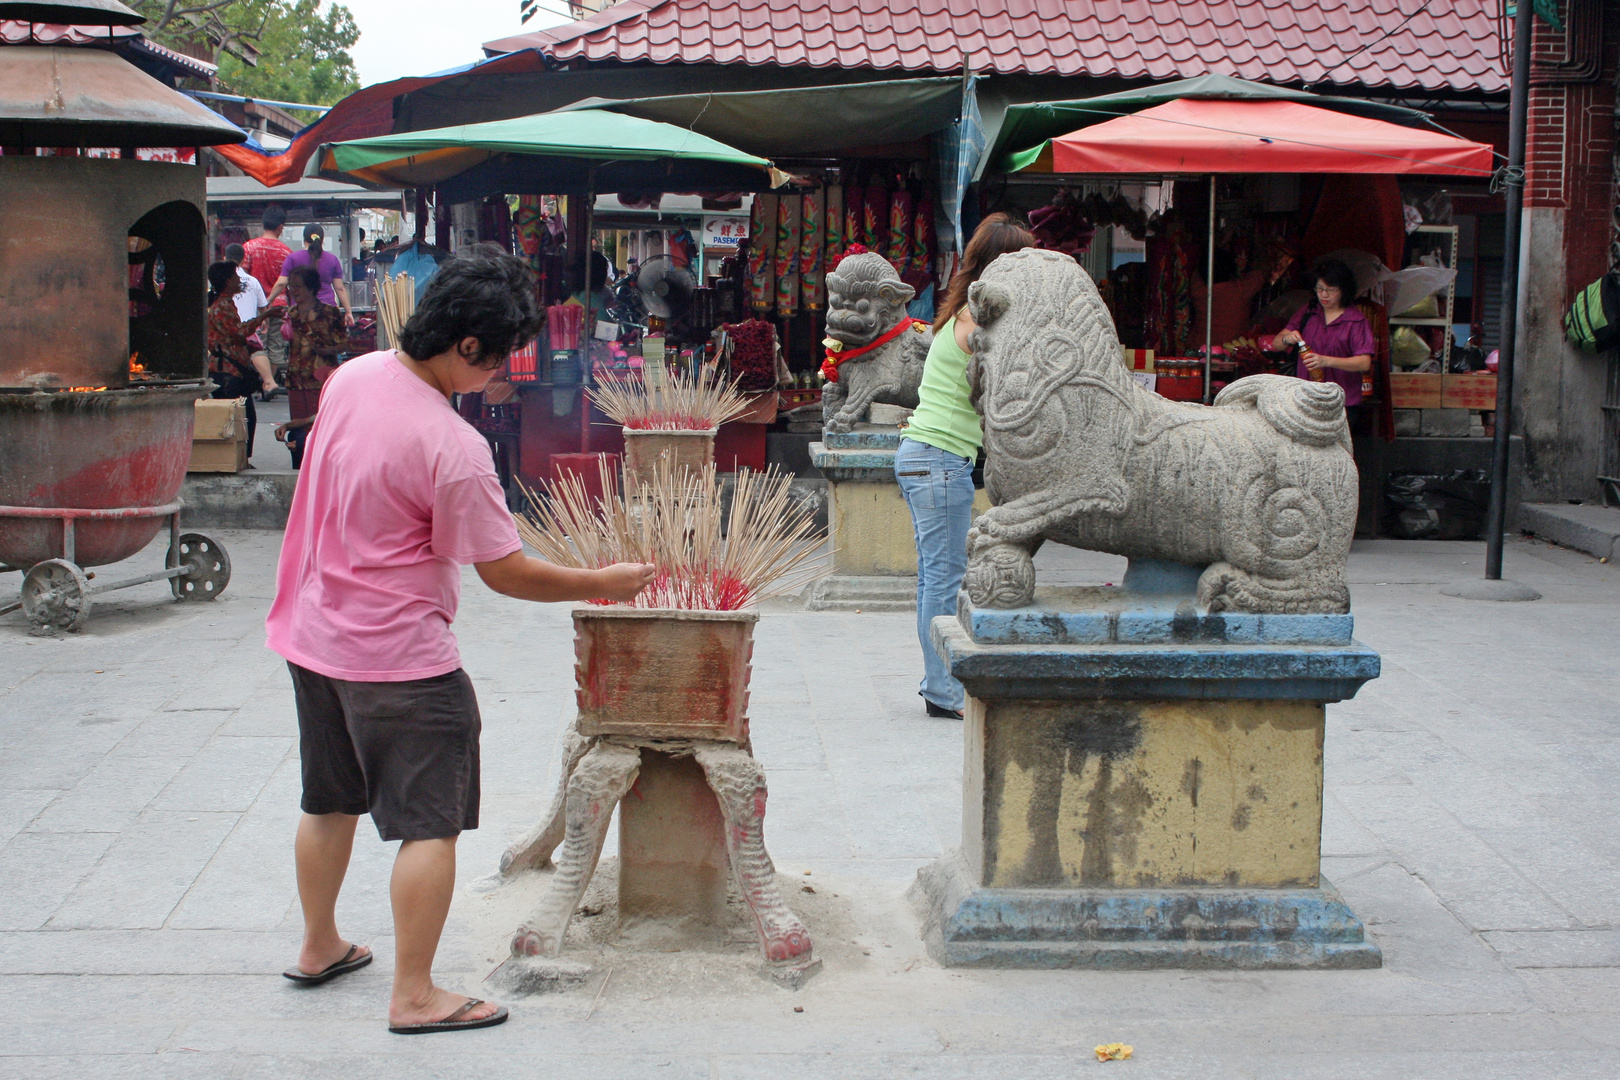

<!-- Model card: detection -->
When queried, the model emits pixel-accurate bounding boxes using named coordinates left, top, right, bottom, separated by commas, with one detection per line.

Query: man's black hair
left=263, top=205, right=287, bottom=233
left=224, top=242, right=246, bottom=262
left=398, top=245, right=541, bottom=369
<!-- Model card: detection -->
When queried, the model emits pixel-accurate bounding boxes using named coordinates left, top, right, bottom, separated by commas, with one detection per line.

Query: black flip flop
left=282, top=944, right=372, bottom=986
left=389, top=998, right=509, bottom=1035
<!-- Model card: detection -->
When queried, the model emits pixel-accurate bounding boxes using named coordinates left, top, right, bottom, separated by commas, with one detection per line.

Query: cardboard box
left=189, top=398, right=248, bottom=473
left=1441, top=373, right=1498, bottom=411
left=1389, top=372, right=1443, bottom=409
left=188, top=439, right=248, bottom=473
left=1122, top=347, right=1155, bottom=371
left=193, top=397, right=246, bottom=440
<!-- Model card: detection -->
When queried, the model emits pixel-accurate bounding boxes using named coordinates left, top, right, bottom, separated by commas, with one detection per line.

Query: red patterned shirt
left=242, top=236, right=291, bottom=305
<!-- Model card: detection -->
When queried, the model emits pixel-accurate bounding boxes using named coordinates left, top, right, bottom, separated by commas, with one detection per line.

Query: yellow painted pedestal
left=915, top=584, right=1382, bottom=969
left=965, top=697, right=1324, bottom=890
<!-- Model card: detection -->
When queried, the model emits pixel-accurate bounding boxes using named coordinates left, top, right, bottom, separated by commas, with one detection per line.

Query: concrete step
left=805, top=574, right=916, bottom=612
left=1519, top=502, right=1620, bottom=561
left=181, top=469, right=297, bottom=530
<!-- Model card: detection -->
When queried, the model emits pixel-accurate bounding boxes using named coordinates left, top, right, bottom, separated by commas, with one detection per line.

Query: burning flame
left=128, top=354, right=160, bottom=382
left=53, top=354, right=152, bottom=391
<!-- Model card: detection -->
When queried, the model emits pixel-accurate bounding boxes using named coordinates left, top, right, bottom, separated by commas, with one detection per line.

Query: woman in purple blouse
left=266, top=224, right=354, bottom=327
left=1275, top=257, right=1374, bottom=412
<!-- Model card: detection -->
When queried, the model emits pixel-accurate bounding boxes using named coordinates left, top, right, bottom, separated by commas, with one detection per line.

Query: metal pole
left=1204, top=174, right=1216, bottom=404
left=1485, top=0, right=1534, bottom=580
left=581, top=168, right=596, bottom=454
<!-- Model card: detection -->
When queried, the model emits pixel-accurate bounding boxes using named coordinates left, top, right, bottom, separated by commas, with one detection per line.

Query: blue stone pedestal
left=913, top=564, right=1383, bottom=970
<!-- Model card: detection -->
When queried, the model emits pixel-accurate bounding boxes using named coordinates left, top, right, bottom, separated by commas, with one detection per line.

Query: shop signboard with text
left=702, top=215, right=748, bottom=250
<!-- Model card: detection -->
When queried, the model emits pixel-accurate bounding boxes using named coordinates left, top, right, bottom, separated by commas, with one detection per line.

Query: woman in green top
left=897, top=213, right=1034, bottom=719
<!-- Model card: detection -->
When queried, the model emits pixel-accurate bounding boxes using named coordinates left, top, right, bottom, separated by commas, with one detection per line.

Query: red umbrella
left=1046, top=98, right=1494, bottom=177
left=1027, top=99, right=1495, bottom=406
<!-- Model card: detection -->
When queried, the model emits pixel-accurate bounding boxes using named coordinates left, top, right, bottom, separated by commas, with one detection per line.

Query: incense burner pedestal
left=620, top=427, right=716, bottom=491
left=913, top=566, right=1383, bottom=970
left=492, top=607, right=818, bottom=991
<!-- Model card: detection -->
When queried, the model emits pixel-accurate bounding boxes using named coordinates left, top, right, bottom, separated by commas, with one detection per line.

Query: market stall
left=554, top=79, right=978, bottom=474
left=322, top=109, right=778, bottom=490
left=988, top=85, right=1502, bottom=535
left=993, top=90, right=1496, bottom=407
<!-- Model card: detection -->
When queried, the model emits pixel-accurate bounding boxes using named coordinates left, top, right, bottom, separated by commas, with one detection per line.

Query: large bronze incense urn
left=0, top=2, right=246, bottom=629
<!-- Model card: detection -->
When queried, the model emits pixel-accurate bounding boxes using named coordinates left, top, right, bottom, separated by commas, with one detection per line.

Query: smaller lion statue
left=964, top=249, right=1358, bottom=614
left=820, top=253, right=931, bottom=433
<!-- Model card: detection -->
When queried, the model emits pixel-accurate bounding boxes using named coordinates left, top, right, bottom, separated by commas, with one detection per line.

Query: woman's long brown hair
left=933, top=212, right=1036, bottom=331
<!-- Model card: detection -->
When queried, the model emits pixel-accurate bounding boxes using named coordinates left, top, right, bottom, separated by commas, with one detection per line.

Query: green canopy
left=557, top=78, right=965, bottom=159
left=994, top=75, right=1440, bottom=174
left=324, top=109, right=774, bottom=194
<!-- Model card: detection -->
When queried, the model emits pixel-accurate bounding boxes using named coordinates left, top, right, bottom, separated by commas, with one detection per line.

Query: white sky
left=341, top=0, right=575, bottom=87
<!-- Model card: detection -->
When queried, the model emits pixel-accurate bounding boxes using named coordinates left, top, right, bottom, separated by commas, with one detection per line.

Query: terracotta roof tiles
left=489, top=0, right=1504, bottom=93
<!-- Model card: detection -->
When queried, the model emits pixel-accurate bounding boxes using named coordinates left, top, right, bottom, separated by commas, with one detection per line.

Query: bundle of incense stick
left=589, top=362, right=753, bottom=431
left=373, top=271, right=415, bottom=349
left=517, top=458, right=827, bottom=610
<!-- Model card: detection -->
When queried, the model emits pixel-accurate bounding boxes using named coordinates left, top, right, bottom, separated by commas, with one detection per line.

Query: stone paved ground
left=0, top=530, right=1617, bottom=1078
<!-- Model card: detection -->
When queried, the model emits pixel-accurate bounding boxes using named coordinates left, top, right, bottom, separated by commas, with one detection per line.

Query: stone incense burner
left=490, top=605, right=819, bottom=990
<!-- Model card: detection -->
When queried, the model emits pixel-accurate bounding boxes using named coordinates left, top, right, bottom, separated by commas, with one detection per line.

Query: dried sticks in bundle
left=517, top=458, right=827, bottom=610
left=374, top=271, right=415, bottom=349
left=589, top=363, right=752, bottom=431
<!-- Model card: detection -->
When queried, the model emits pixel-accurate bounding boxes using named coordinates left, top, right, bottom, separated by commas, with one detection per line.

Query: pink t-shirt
left=266, top=350, right=522, bottom=681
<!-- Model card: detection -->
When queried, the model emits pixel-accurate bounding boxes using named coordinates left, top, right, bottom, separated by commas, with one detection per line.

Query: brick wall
left=1523, top=0, right=1620, bottom=295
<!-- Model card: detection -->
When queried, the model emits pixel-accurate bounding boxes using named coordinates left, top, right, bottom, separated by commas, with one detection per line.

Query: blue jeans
left=895, top=438, right=975, bottom=712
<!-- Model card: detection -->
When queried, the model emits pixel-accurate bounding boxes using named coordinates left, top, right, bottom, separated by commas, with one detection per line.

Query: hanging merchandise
left=843, top=184, right=864, bottom=258
left=887, top=186, right=913, bottom=270
left=668, top=228, right=698, bottom=268
left=775, top=192, right=801, bottom=317
left=911, top=196, right=934, bottom=276
left=800, top=188, right=826, bottom=310
left=617, top=191, right=662, bottom=211
left=515, top=195, right=546, bottom=260
left=863, top=183, right=888, bottom=251
left=825, top=185, right=845, bottom=266
left=747, top=191, right=777, bottom=311
left=719, top=318, right=780, bottom=391
left=1029, top=191, right=1096, bottom=257
left=1143, top=216, right=1195, bottom=356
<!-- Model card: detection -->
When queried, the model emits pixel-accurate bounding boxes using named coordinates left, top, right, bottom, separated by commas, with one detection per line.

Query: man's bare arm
left=474, top=550, right=656, bottom=603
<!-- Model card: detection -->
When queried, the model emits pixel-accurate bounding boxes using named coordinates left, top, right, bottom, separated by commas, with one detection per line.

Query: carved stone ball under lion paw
left=965, top=542, right=1037, bottom=608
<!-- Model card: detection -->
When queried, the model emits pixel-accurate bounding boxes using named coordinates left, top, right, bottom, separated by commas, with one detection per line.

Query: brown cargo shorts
left=289, top=663, right=481, bottom=842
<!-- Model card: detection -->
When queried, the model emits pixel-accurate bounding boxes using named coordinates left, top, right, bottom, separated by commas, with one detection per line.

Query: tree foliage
left=218, top=0, right=360, bottom=106
left=130, top=0, right=361, bottom=107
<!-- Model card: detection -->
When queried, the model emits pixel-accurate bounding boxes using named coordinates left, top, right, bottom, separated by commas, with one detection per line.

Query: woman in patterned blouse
left=206, top=261, right=269, bottom=461
left=282, top=265, right=349, bottom=442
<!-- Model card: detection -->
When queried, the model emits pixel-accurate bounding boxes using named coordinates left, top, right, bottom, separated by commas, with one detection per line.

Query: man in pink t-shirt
left=266, top=249, right=653, bottom=1034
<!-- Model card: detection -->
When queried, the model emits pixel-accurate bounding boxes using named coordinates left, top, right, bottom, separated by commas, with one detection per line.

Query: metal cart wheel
left=21, top=559, right=91, bottom=633
left=169, top=533, right=231, bottom=601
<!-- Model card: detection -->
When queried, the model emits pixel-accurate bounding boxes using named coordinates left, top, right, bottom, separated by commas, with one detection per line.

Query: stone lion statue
left=964, top=248, right=1357, bottom=614
left=821, top=252, right=931, bottom=433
